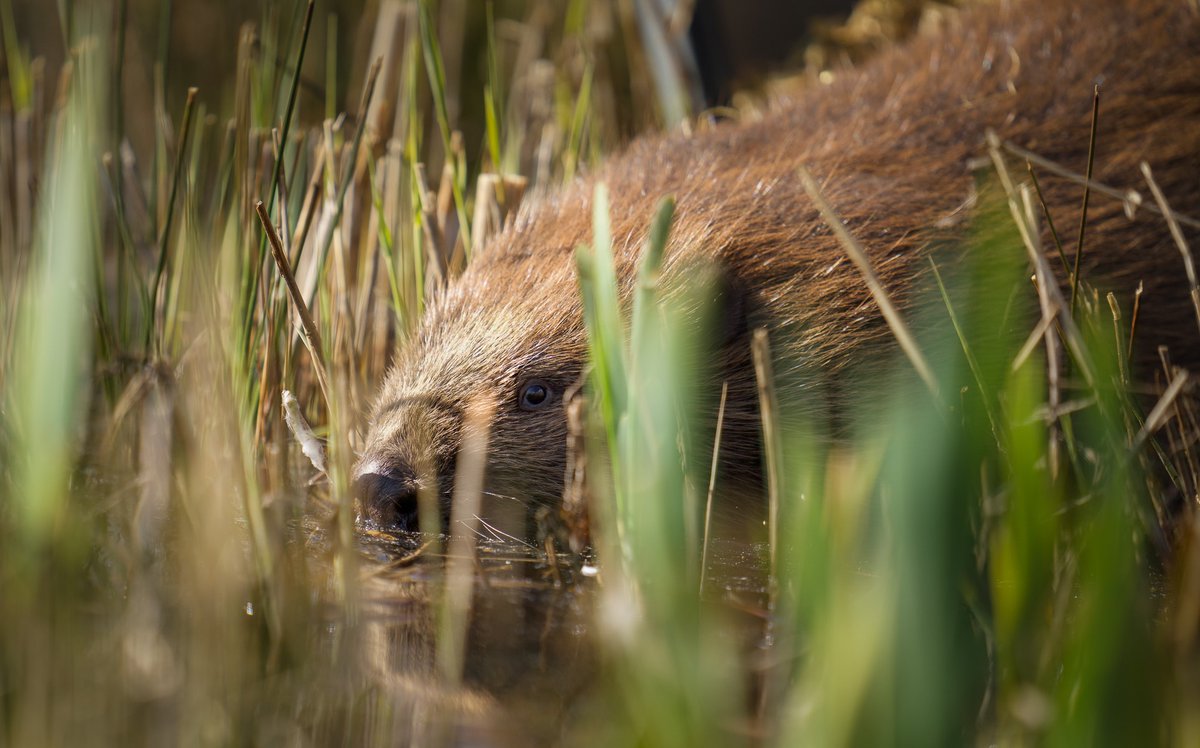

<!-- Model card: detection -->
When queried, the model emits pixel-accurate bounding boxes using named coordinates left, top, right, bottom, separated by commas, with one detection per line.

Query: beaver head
left=354, top=207, right=595, bottom=532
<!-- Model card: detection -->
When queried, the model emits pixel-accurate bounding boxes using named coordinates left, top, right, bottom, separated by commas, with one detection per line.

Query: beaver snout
left=353, top=464, right=420, bottom=530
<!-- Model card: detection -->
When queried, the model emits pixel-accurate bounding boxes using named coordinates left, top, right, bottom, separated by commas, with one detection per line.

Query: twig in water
left=281, top=389, right=327, bottom=477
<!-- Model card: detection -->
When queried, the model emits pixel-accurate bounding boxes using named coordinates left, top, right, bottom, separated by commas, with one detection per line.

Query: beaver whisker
left=457, top=521, right=494, bottom=543
left=480, top=490, right=525, bottom=504
left=475, top=516, right=539, bottom=550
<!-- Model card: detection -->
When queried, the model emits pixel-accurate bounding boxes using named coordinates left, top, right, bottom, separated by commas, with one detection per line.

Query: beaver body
left=357, top=0, right=1200, bottom=530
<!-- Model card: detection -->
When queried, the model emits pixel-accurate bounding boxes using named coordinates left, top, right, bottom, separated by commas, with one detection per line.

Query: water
left=314, top=530, right=773, bottom=745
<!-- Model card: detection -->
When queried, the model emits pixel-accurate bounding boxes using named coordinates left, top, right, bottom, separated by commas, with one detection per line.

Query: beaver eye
left=518, top=380, right=552, bottom=411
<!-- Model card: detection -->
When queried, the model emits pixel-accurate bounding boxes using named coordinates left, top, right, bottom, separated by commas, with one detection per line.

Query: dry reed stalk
left=1018, top=180, right=1068, bottom=445
left=372, top=142, right=406, bottom=364
left=752, top=329, right=782, bottom=581
left=1140, top=161, right=1200, bottom=338
left=1026, top=161, right=1071, bottom=272
left=1128, top=281, right=1144, bottom=361
left=118, top=141, right=153, bottom=250
left=1176, top=397, right=1200, bottom=500
left=1174, top=512, right=1200, bottom=653
left=1132, top=369, right=1190, bottom=454
left=470, top=173, right=528, bottom=254
left=147, top=86, right=198, bottom=350
left=1167, top=347, right=1200, bottom=485
left=1107, top=292, right=1130, bottom=386
left=267, top=0, right=315, bottom=224
left=352, top=168, right=385, bottom=358
left=253, top=307, right=278, bottom=452
left=306, top=57, right=382, bottom=313
left=134, top=377, right=173, bottom=554
left=0, top=100, right=13, bottom=266
left=413, top=162, right=448, bottom=288
left=438, top=0, right=469, bottom=125
left=208, top=118, right=235, bottom=222
left=437, top=398, right=496, bottom=685
left=255, top=201, right=331, bottom=408
left=363, top=0, right=409, bottom=140
left=290, top=179, right=323, bottom=269
left=632, top=0, right=702, bottom=127
left=329, top=374, right=360, bottom=620
left=270, top=129, right=291, bottom=258
left=1070, top=85, right=1101, bottom=314
left=29, top=54, right=46, bottom=175
left=1002, top=139, right=1200, bottom=230
left=327, top=169, right=359, bottom=401
left=389, top=8, right=421, bottom=149
left=987, top=131, right=1096, bottom=388
left=1019, top=181, right=1066, bottom=473
left=14, top=108, right=32, bottom=259
left=382, top=140, right=410, bottom=300
left=562, top=383, right=591, bottom=552
left=296, top=122, right=339, bottom=309
left=699, top=380, right=728, bottom=595
left=441, top=132, right=468, bottom=272
left=798, top=164, right=940, bottom=400
left=991, top=134, right=1087, bottom=476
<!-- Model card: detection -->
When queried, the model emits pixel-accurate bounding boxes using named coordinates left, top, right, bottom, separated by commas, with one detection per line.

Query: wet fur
left=359, top=0, right=1200, bottom=529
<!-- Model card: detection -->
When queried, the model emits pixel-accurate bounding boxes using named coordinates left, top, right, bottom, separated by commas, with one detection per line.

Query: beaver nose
left=354, top=468, right=419, bottom=531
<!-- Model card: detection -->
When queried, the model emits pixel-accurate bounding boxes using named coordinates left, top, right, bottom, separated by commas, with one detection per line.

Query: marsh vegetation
left=2, top=0, right=1200, bottom=745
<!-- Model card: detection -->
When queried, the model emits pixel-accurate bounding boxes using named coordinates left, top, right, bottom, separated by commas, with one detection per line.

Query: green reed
left=575, top=167, right=1199, bottom=745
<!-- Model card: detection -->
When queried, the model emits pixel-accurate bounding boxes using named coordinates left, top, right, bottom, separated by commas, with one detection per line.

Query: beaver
left=355, top=0, right=1200, bottom=533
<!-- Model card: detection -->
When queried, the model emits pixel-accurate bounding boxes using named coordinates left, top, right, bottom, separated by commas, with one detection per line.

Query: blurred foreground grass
left=3, top=0, right=1200, bottom=746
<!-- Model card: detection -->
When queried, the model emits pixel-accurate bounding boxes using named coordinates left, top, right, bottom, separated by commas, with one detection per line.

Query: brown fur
left=357, top=0, right=1200, bottom=530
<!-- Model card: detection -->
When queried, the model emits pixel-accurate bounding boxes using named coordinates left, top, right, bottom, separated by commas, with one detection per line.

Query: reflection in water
left=341, top=534, right=594, bottom=745
left=316, top=532, right=770, bottom=746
